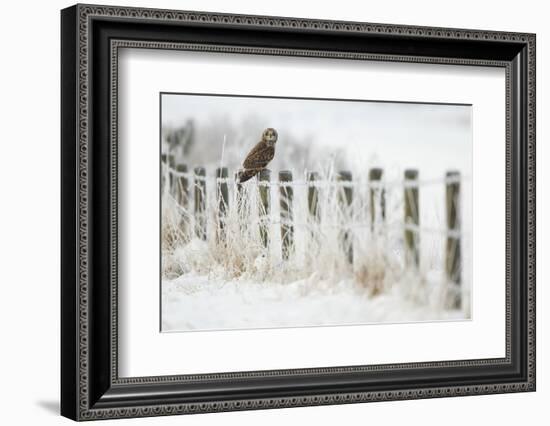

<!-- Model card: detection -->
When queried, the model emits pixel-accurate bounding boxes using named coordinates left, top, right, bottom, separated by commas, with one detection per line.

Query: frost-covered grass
left=161, top=162, right=469, bottom=332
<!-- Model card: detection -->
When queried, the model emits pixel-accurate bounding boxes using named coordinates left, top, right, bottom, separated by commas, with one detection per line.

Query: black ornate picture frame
left=61, top=4, right=536, bottom=421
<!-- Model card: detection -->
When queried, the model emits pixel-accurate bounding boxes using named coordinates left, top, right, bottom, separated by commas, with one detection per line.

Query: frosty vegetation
left=160, top=117, right=470, bottom=332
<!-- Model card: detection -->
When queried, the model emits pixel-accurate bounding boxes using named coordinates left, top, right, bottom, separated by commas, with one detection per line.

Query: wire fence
left=165, top=167, right=462, bottom=188
left=161, top=156, right=465, bottom=309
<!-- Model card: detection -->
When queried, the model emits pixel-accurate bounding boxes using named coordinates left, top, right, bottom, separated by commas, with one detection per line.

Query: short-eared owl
left=237, top=128, right=278, bottom=183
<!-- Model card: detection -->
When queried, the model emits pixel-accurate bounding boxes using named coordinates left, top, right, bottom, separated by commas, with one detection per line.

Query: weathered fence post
left=175, top=162, right=189, bottom=236
left=338, top=171, right=353, bottom=264
left=404, top=169, right=420, bottom=268
left=258, top=169, right=271, bottom=248
left=216, top=167, right=229, bottom=240
left=307, top=172, right=320, bottom=221
left=194, top=167, right=206, bottom=240
left=369, top=168, right=385, bottom=232
left=279, top=171, right=294, bottom=260
left=235, top=172, right=245, bottom=233
left=445, top=170, right=461, bottom=309
left=235, top=172, right=243, bottom=195
left=175, top=163, right=189, bottom=207
left=161, top=154, right=167, bottom=194
left=168, top=154, right=176, bottom=195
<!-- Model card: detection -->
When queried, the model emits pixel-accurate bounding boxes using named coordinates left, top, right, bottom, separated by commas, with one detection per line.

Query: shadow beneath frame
left=35, top=400, right=59, bottom=416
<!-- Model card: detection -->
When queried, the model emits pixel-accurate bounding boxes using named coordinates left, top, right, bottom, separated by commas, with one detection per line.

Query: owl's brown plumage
left=237, top=128, right=278, bottom=183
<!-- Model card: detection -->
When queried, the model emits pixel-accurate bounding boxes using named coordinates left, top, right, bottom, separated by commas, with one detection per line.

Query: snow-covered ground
left=161, top=272, right=465, bottom=332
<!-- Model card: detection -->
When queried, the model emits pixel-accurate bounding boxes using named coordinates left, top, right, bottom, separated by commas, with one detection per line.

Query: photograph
left=160, top=93, right=472, bottom=332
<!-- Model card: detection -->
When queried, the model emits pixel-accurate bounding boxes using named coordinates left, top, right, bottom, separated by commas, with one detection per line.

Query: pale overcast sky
left=161, top=93, right=472, bottom=180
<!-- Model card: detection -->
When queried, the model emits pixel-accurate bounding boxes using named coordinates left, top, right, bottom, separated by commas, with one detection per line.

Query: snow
left=161, top=272, right=464, bottom=332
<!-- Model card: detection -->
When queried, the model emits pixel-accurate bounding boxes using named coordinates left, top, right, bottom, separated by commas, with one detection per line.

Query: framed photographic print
left=61, top=4, right=536, bottom=421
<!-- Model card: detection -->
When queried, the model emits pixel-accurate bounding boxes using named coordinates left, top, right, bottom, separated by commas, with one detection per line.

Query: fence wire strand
left=163, top=163, right=465, bottom=188
left=161, top=162, right=468, bottom=240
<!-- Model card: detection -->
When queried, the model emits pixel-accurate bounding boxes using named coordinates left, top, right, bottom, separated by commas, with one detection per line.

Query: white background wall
left=0, top=0, right=546, bottom=424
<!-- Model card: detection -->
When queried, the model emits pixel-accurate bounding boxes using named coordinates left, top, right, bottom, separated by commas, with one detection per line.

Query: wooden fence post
left=175, top=163, right=189, bottom=207
left=445, top=170, right=461, bottom=309
left=168, top=154, right=176, bottom=195
left=161, top=154, right=167, bottom=194
left=258, top=169, right=271, bottom=248
left=194, top=166, right=206, bottom=240
left=307, top=172, right=320, bottom=221
left=175, top=162, right=189, bottom=236
left=216, top=167, right=229, bottom=240
left=338, top=171, right=353, bottom=264
left=369, top=168, right=385, bottom=232
left=279, top=171, right=294, bottom=260
left=235, top=172, right=243, bottom=195
left=404, top=169, right=420, bottom=268
left=235, top=172, right=245, bottom=234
